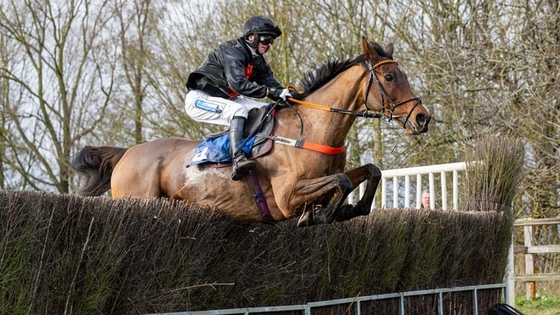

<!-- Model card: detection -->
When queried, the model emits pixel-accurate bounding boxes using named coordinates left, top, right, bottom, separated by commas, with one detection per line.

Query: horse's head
left=361, top=37, right=430, bottom=135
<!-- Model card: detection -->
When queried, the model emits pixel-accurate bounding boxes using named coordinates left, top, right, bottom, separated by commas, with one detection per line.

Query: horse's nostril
left=416, top=114, right=431, bottom=128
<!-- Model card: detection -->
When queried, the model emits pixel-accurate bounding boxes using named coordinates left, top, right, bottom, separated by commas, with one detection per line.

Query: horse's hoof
left=297, top=211, right=311, bottom=227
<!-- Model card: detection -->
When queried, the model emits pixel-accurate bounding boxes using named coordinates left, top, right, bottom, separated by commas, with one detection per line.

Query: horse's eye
left=384, top=74, right=394, bottom=81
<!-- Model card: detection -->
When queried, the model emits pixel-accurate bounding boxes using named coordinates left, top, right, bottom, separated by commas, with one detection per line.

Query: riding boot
left=230, top=116, right=256, bottom=180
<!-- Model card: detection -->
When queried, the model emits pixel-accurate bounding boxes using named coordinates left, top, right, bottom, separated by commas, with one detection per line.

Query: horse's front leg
left=335, top=163, right=381, bottom=222
left=288, top=174, right=354, bottom=226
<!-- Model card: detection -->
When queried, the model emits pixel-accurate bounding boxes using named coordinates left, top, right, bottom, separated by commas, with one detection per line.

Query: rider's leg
left=184, top=90, right=266, bottom=125
left=185, top=91, right=265, bottom=180
left=229, top=116, right=256, bottom=180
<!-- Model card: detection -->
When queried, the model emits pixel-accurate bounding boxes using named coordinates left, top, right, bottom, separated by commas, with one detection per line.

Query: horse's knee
left=366, top=163, right=381, bottom=179
left=374, top=166, right=381, bottom=178
left=337, top=174, right=354, bottom=194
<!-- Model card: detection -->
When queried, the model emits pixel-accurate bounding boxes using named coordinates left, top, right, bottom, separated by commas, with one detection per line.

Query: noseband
left=364, top=59, right=422, bottom=128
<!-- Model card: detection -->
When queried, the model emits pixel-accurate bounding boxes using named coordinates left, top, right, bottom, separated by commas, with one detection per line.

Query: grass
left=516, top=294, right=560, bottom=315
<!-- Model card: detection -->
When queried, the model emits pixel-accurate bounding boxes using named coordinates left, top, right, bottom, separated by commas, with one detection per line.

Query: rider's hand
left=288, top=87, right=305, bottom=100
left=279, top=89, right=292, bottom=101
left=268, top=88, right=292, bottom=102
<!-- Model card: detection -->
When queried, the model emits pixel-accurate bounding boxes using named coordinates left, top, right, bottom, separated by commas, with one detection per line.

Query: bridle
left=364, top=59, right=422, bottom=129
left=287, top=59, right=422, bottom=129
left=270, top=59, right=423, bottom=155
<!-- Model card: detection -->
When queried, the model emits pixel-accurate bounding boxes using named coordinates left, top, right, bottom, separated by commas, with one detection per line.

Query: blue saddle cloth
left=188, top=135, right=256, bottom=167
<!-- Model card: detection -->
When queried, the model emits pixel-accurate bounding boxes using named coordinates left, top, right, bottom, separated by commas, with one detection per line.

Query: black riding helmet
left=242, top=16, right=282, bottom=49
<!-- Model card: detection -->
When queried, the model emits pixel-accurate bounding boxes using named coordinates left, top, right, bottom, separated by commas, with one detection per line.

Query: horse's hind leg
left=111, top=152, right=164, bottom=198
left=335, top=164, right=381, bottom=222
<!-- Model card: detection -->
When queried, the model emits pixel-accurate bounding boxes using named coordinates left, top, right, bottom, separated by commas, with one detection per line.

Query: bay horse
left=72, top=37, right=430, bottom=226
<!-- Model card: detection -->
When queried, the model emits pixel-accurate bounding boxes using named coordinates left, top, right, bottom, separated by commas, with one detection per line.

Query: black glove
left=288, top=88, right=305, bottom=100
left=268, top=88, right=292, bottom=102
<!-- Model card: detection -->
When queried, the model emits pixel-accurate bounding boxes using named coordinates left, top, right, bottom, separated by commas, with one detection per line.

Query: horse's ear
left=361, top=37, right=371, bottom=56
left=361, top=36, right=378, bottom=59
left=386, top=43, right=394, bottom=56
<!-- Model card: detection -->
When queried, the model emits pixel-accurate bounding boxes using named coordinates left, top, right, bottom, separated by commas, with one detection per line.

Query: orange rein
left=284, top=59, right=397, bottom=112
left=284, top=64, right=390, bottom=119
left=276, top=60, right=398, bottom=155
left=266, top=85, right=342, bottom=155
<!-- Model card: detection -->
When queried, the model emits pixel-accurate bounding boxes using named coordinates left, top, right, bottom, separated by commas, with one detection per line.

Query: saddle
left=187, top=105, right=276, bottom=167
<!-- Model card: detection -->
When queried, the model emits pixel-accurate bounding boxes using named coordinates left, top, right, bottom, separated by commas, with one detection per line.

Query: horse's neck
left=300, top=66, right=367, bottom=147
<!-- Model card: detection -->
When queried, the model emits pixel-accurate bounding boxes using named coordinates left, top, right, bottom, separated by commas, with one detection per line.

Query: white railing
left=353, top=161, right=556, bottom=308
left=349, top=162, right=468, bottom=210
left=159, top=283, right=507, bottom=315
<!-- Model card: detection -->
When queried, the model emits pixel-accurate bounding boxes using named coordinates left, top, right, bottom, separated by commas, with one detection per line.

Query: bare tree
left=0, top=0, right=116, bottom=192
left=147, top=0, right=225, bottom=140
left=0, top=30, right=8, bottom=189
left=112, top=0, right=163, bottom=144
left=506, top=0, right=560, bottom=219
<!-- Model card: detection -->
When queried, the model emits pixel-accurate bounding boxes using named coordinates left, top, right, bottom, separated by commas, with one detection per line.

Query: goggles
left=258, top=35, right=275, bottom=45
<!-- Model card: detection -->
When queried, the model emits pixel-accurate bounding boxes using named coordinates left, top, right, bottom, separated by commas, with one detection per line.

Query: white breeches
left=185, top=90, right=267, bottom=126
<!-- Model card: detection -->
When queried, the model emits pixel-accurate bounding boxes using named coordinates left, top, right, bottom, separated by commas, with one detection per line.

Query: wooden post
left=506, top=238, right=515, bottom=306
left=524, top=225, right=536, bottom=300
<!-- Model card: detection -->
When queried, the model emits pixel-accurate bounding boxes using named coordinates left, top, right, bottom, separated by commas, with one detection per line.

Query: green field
left=516, top=295, right=560, bottom=315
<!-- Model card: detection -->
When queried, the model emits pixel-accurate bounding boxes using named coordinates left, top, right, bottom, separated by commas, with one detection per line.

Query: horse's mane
left=297, top=42, right=392, bottom=97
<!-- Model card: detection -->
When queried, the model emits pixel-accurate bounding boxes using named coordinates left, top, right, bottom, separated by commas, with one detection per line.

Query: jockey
left=185, top=16, right=292, bottom=180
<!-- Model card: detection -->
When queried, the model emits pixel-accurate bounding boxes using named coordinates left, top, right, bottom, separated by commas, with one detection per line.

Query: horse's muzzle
left=408, top=113, right=430, bottom=135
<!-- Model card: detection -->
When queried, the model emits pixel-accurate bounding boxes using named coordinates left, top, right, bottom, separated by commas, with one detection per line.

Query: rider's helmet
left=242, top=16, right=282, bottom=48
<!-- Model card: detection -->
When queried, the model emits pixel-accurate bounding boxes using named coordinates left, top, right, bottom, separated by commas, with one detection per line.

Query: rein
left=272, top=59, right=422, bottom=155
left=287, top=59, right=422, bottom=128
left=267, top=99, right=346, bottom=155
left=286, top=97, right=384, bottom=119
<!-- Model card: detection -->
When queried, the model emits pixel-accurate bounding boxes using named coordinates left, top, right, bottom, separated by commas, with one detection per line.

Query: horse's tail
left=71, top=146, right=128, bottom=196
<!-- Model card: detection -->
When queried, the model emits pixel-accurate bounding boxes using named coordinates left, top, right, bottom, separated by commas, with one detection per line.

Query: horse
left=72, top=37, right=430, bottom=227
